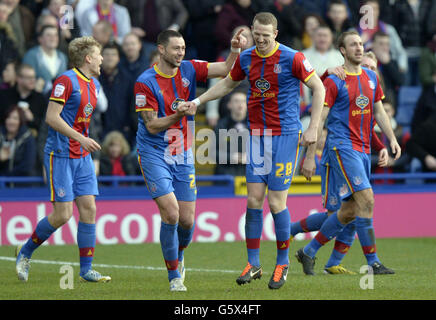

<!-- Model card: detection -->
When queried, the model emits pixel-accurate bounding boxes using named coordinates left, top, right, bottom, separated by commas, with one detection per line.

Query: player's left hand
left=230, top=28, right=247, bottom=50
left=301, top=157, right=317, bottom=181
left=301, top=127, right=317, bottom=146
left=184, top=102, right=197, bottom=116
left=390, top=140, right=401, bottom=160
left=377, top=148, right=389, bottom=167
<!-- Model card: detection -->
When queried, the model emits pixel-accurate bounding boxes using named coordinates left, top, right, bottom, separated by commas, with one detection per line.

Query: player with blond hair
left=16, top=36, right=111, bottom=283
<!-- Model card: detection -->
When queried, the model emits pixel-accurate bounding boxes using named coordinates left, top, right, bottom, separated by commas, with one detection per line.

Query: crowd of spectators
left=0, top=0, right=436, bottom=182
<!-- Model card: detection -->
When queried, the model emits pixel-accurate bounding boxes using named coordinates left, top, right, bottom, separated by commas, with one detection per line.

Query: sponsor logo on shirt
left=255, top=78, right=270, bottom=93
left=171, top=98, right=185, bottom=111
left=83, top=103, right=94, bottom=117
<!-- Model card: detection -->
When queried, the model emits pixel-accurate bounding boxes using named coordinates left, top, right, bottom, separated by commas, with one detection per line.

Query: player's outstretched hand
left=231, top=28, right=247, bottom=50
left=301, top=157, right=317, bottom=181
left=301, top=127, right=317, bottom=146
left=184, top=102, right=197, bottom=116
left=80, top=137, right=101, bottom=153
left=377, top=148, right=389, bottom=167
left=390, top=140, right=401, bottom=160
left=327, top=66, right=346, bottom=80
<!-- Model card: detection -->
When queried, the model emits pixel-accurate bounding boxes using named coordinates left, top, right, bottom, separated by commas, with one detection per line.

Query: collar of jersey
left=255, top=42, right=279, bottom=58
left=154, top=64, right=177, bottom=78
left=73, top=68, right=91, bottom=82
left=344, top=67, right=362, bottom=76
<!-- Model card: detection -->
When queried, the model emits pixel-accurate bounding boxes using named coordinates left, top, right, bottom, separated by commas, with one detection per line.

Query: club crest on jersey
left=356, top=95, right=369, bottom=109
left=255, top=78, right=270, bottom=93
left=57, top=188, right=65, bottom=198
left=182, top=77, right=190, bottom=87
left=368, top=80, right=375, bottom=90
left=274, top=64, right=282, bottom=74
left=83, top=103, right=94, bottom=117
left=171, top=98, right=185, bottom=111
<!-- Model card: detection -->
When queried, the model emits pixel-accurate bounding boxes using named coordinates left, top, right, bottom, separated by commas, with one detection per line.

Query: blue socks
left=325, top=221, right=356, bottom=268
left=272, top=208, right=291, bottom=265
left=304, top=212, right=345, bottom=258
left=290, top=212, right=328, bottom=236
left=77, top=221, right=96, bottom=276
left=21, top=217, right=56, bottom=258
left=245, top=208, right=263, bottom=267
left=355, top=217, right=380, bottom=266
left=177, top=223, right=195, bottom=262
left=160, top=222, right=180, bottom=281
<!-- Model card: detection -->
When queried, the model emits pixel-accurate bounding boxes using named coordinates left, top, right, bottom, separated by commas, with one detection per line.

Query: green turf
left=1, top=238, right=435, bottom=300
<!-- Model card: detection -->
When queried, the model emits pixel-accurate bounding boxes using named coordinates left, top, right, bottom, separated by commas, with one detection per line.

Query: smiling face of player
left=159, top=36, right=186, bottom=72
left=251, top=20, right=278, bottom=56
left=341, top=34, right=364, bottom=66
left=87, top=46, right=104, bottom=77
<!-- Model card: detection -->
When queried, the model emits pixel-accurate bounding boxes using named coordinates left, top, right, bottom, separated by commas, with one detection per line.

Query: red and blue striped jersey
left=323, top=67, right=385, bottom=154
left=229, top=43, right=315, bottom=135
left=44, top=68, right=100, bottom=158
left=135, top=60, right=208, bottom=155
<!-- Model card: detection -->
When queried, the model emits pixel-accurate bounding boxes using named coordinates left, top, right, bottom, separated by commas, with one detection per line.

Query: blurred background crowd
left=1, top=0, right=436, bottom=183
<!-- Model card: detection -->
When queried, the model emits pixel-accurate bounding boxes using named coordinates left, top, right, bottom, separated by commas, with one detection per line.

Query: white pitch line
left=0, top=256, right=240, bottom=274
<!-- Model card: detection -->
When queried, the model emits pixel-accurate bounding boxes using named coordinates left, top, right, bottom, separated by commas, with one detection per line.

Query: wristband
left=192, top=98, right=201, bottom=106
left=231, top=47, right=241, bottom=53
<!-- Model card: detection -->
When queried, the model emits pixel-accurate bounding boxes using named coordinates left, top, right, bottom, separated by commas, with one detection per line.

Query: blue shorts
left=324, top=147, right=372, bottom=204
left=246, top=132, right=301, bottom=191
left=321, top=164, right=341, bottom=212
left=137, top=150, right=197, bottom=201
left=44, top=153, right=98, bottom=202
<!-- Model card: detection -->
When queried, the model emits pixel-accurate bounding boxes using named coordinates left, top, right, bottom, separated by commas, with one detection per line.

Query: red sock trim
left=246, top=238, right=260, bottom=249
left=79, top=247, right=95, bottom=257
left=334, top=240, right=351, bottom=254
left=164, top=259, right=178, bottom=271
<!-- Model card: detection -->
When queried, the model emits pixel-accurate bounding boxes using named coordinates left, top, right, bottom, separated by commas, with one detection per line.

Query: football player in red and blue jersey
left=16, top=37, right=111, bottom=283
left=134, top=29, right=246, bottom=291
left=296, top=31, right=401, bottom=276
left=185, top=12, right=326, bottom=289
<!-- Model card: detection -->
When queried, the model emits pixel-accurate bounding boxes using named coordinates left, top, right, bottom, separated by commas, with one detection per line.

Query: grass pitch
left=1, top=238, right=435, bottom=300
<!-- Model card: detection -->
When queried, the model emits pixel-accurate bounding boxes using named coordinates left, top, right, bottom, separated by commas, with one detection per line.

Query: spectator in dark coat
left=391, top=0, right=433, bottom=85
left=406, top=113, right=436, bottom=173
left=0, top=64, right=47, bottom=136
left=411, top=33, right=436, bottom=133
left=214, top=0, right=256, bottom=54
left=266, top=0, right=305, bottom=50
left=184, top=0, right=225, bottom=62
left=214, top=90, right=248, bottom=177
left=99, top=42, right=135, bottom=146
left=0, top=105, right=36, bottom=176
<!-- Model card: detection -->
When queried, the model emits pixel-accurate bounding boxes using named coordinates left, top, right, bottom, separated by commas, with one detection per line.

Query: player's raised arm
left=206, top=28, right=247, bottom=78
left=373, top=100, right=401, bottom=160
left=45, top=100, right=101, bottom=152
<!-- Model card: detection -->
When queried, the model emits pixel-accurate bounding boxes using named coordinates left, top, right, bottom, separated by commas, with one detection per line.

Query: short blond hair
left=253, top=12, right=278, bottom=31
left=101, top=131, right=131, bottom=157
left=363, top=51, right=378, bottom=64
left=68, top=36, right=102, bottom=68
